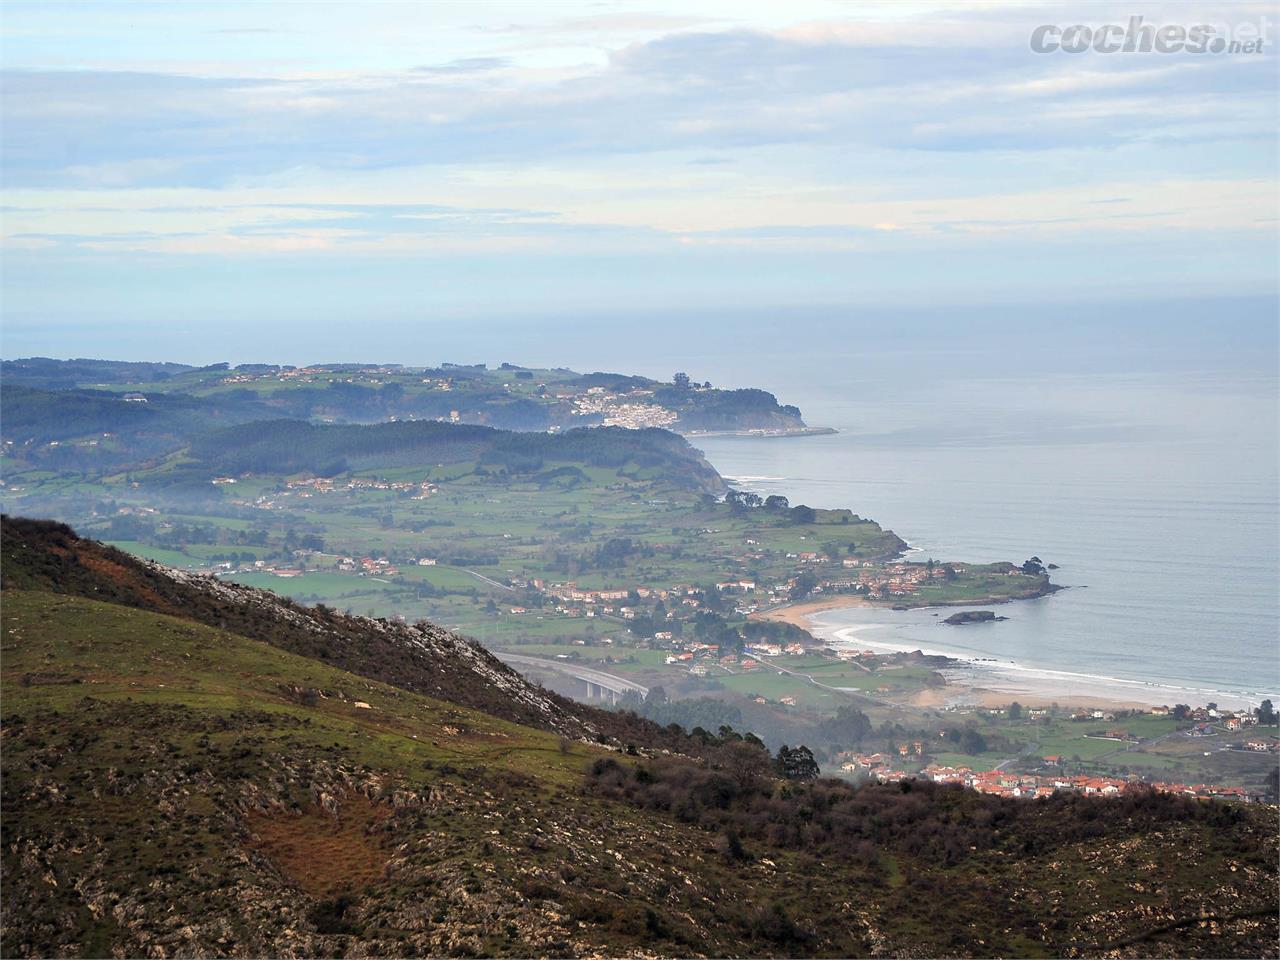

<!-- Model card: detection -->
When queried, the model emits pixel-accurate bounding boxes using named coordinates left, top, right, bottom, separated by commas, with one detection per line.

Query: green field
left=105, top=540, right=204, bottom=568
left=19, top=454, right=1029, bottom=645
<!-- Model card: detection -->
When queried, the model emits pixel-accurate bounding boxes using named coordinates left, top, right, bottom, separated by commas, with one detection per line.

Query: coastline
left=756, top=596, right=1266, bottom=713
left=682, top=426, right=838, bottom=439
left=752, top=594, right=876, bottom=629
left=752, top=586, right=1059, bottom=629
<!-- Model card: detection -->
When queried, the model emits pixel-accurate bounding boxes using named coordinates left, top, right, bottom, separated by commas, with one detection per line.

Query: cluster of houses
left=1148, top=703, right=1262, bottom=725
left=569, top=386, right=679, bottom=429
left=237, top=554, right=404, bottom=579
left=838, top=756, right=1261, bottom=802
left=666, top=643, right=762, bottom=673
left=283, top=476, right=438, bottom=499
left=543, top=581, right=715, bottom=619
left=1242, top=737, right=1279, bottom=752
left=334, top=556, right=401, bottom=577
left=742, top=561, right=970, bottom=600
left=659, top=638, right=807, bottom=677
left=540, top=566, right=966, bottom=621
left=229, top=552, right=448, bottom=580
left=822, top=562, right=959, bottom=598
left=231, top=475, right=439, bottom=511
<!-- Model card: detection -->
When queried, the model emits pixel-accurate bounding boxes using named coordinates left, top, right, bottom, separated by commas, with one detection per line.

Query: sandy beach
left=755, top=597, right=1246, bottom=713
left=752, top=595, right=874, bottom=629
left=903, top=674, right=1150, bottom=713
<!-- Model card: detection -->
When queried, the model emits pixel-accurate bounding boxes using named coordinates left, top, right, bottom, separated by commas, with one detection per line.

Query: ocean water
left=689, top=363, right=1279, bottom=711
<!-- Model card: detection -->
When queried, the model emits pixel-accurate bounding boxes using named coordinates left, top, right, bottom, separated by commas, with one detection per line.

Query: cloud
left=0, top=197, right=666, bottom=255
left=413, top=57, right=511, bottom=74
left=3, top=14, right=1273, bottom=190
left=475, top=13, right=720, bottom=36
left=0, top=3, right=1272, bottom=278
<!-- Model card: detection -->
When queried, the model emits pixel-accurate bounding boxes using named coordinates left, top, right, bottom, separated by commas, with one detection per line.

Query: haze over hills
left=2, top=517, right=1277, bottom=958
left=0, top=359, right=810, bottom=435
left=1, top=379, right=731, bottom=493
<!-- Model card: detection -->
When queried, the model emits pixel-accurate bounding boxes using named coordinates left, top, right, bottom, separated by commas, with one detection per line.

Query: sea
left=520, top=302, right=1280, bottom=711
left=694, top=369, right=1277, bottom=710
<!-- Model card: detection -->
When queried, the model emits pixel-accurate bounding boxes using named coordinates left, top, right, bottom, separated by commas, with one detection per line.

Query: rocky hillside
left=2, top=519, right=1277, bottom=958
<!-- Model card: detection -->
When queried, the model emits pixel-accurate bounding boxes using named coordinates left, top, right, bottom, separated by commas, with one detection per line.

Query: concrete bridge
left=496, top=652, right=648, bottom=706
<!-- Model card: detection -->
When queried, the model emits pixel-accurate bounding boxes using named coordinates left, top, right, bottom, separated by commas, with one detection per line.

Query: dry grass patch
left=246, top=793, right=394, bottom=898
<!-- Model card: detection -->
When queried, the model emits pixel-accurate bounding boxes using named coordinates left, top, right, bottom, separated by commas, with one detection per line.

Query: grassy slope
left=2, top=590, right=918, bottom=959
left=3, top=588, right=1278, bottom=959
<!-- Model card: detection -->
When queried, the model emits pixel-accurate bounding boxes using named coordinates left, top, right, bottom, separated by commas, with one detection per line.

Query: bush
left=309, top=894, right=359, bottom=935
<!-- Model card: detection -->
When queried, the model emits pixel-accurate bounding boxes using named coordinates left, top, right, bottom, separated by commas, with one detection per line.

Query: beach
left=753, top=595, right=874, bottom=629
left=755, top=597, right=1261, bottom=713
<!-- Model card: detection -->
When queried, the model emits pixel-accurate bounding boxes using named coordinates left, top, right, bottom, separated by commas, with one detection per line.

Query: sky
left=1, top=0, right=1277, bottom=365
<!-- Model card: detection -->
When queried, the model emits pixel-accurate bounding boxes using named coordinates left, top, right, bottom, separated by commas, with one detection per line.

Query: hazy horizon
left=3, top=0, right=1277, bottom=360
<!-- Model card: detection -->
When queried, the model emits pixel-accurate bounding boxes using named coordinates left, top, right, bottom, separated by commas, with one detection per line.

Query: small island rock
left=943, top=610, right=1008, bottom=625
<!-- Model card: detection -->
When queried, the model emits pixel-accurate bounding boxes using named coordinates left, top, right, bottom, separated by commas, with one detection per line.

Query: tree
left=627, top=614, right=656, bottom=638
left=764, top=494, right=790, bottom=511
left=775, top=744, right=820, bottom=781
left=718, top=830, right=750, bottom=863
left=961, top=730, right=988, bottom=754
left=816, top=706, right=872, bottom=747
left=718, top=724, right=742, bottom=742
left=1008, top=701, right=1022, bottom=720
left=790, top=504, right=816, bottom=525
left=380, top=381, right=405, bottom=406
left=789, top=570, right=818, bottom=601
left=1021, top=557, right=1046, bottom=576
left=1258, top=699, right=1276, bottom=725
left=721, top=742, right=768, bottom=793
left=673, top=372, right=691, bottom=390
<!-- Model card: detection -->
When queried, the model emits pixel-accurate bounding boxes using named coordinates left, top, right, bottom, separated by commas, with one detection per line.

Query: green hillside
left=2, top=524, right=1277, bottom=958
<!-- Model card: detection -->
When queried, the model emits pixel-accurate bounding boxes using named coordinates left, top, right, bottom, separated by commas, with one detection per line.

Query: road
left=495, top=652, right=649, bottom=699
left=463, top=569, right=514, bottom=591
left=755, top=656, right=908, bottom=712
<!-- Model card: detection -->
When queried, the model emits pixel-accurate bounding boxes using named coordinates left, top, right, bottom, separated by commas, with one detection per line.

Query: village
left=837, top=701, right=1278, bottom=803
left=183, top=362, right=741, bottom=433
left=861, top=760, right=1260, bottom=803
left=221, top=474, right=440, bottom=510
